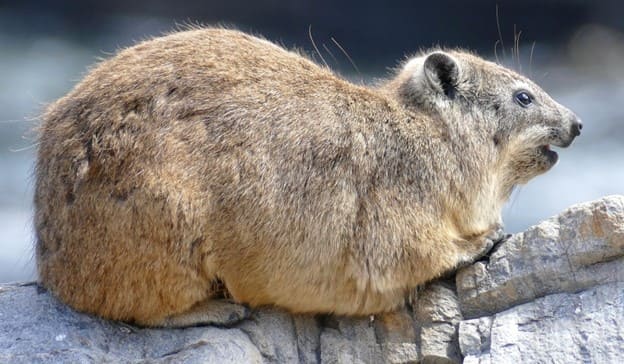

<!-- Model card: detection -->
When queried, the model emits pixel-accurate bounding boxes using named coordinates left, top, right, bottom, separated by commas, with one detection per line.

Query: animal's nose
left=571, top=116, right=583, bottom=137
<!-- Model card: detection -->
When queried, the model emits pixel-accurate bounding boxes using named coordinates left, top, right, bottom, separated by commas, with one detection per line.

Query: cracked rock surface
left=457, top=195, right=624, bottom=319
left=455, top=195, right=624, bottom=363
left=459, top=282, right=624, bottom=364
left=1, top=196, right=623, bottom=363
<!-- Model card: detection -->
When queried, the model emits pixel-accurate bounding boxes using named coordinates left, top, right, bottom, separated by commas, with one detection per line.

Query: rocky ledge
left=1, top=195, right=623, bottom=363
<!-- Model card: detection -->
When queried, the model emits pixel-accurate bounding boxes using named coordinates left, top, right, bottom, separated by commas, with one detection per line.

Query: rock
left=238, top=308, right=299, bottom=363
left=457, top=195, right=624, bottom=318
left=413, top=281, right=463, bottom=363
left=374, top=308, right=420, bottom=363
left=1, top=196, right=623, bottom=363
left=319, top=316, right=382, bottom=364
left=460, top=282, right=624, bottom=363
left=457, top=317, right=491, bottom=358
left=0, top=283, right=264, bottom=364
left=293, top=315, right=322, bottom=364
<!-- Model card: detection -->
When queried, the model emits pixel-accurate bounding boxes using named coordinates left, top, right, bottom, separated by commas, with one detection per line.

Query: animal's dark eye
left=514, top=91, right=533, bottom=107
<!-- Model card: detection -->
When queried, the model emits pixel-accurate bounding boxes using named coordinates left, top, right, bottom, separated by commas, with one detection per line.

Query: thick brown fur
left=35, top=28, right=580, bottom=326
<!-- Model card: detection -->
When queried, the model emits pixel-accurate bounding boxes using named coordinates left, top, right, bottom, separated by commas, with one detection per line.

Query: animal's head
left=390, top=49, right=581, bottom=196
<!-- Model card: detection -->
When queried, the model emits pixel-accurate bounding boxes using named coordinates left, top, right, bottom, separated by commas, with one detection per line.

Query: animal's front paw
left=473, top=237, right=495, bottom=261
left=456, top=224, right=510, bottom=269
left=472, top=224, right=510, bottom=262
left=484, top=223, right=510, bottom=246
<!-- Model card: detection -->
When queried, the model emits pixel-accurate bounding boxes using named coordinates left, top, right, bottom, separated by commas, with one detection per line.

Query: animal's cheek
left=504, top=149, right=555, bottom=184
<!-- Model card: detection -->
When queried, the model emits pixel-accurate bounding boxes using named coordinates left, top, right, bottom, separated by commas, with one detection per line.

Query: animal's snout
left=554, top=114, right=582, bottom=148
left=571, top=116, right=583, bottom=137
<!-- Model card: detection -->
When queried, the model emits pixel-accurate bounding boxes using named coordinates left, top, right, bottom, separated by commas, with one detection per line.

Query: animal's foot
left=158, top=299, right=250, bottom=328
left=472, top=224, right=510, bottom=262
left=455, top=224, right=511, bottom=269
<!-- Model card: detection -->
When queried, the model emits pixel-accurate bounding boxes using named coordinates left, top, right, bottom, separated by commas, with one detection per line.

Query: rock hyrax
left=35, top=28, right=581, bottom=327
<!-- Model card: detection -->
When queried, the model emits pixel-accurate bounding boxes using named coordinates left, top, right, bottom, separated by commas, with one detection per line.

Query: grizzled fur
left=34, top=28, right=580, bottom=326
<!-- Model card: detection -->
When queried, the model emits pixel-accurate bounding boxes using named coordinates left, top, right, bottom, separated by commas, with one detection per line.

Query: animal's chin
left=539, top=144, right=559, bottom=166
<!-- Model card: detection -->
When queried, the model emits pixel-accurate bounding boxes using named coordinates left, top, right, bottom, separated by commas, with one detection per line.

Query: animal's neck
left=437, top=118, right=504, bottom=236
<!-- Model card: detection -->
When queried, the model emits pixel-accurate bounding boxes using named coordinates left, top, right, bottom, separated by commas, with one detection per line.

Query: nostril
left=571, top=118, right=582, bottom=136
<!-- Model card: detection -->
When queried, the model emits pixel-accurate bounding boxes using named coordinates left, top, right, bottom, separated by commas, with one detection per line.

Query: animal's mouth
left=539, top=144, right=559, bottom=165
left=539, top=129, right=579, bottom=165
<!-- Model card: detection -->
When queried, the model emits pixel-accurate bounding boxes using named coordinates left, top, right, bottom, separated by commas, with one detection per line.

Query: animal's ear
left=423, top=52, right=459, bottom=98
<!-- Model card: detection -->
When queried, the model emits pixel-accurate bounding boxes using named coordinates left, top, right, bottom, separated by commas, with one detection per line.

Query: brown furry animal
left=35, top=28, right=581, bottom=327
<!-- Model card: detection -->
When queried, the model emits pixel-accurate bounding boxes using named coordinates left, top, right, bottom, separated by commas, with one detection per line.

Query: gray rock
left=460, top=282, right=624, bottom=364
left=413, top=282, right=463, bottom=363
left=2, top=196, right=623, bottom=363
left=238, top=308, right=299, bottom=363
left=457, top=317, right=491, bottom=358
left=319, top=316, right=382, bottom=364
left=374, top=308, right=419, bottom=364
left=0, top=283, right=264, bottom=364
left=457, top=195, right=624, bottom=318
left=293, top=315, right=322, bottom=364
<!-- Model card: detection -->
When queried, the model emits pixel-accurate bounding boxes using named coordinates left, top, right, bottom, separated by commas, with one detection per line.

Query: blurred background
left=1, top=0, right=623, bottom=283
